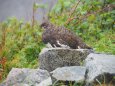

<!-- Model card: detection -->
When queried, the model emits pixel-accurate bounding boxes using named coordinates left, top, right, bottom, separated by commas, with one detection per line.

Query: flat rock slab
left=39, top=48, right=93, bottom=72
left=51, top=66, right=86, bottom=82
left=0, top=68, right=50, bottom=86
left=84, top=53, right=115, bottom=84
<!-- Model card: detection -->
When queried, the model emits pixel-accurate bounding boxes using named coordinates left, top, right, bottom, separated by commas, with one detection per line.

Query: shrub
left=0, top=17, right=44, bottom=81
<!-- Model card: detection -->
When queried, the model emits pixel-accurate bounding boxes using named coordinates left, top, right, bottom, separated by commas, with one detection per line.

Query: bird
left=40, top=21, right=92, bottom=49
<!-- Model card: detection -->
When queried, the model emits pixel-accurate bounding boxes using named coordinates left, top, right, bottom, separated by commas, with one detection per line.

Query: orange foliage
left=0, top=57, right=7, bottom=81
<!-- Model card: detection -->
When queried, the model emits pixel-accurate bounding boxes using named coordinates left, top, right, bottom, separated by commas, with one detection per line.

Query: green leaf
left=64, top=1, right=71, bottom=7
left=88, top=14, right=96, bottom=22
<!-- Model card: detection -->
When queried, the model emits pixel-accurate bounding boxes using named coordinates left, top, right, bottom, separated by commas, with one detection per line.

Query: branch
left=65, top=4, right=115, bottom=25
left=65, top=0, right=81, bottom=24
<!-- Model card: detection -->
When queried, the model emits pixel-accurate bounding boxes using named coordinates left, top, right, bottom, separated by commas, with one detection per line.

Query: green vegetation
left=0, top=0, right=114, bottom=84
left=0, top=18, right=44, bottom=81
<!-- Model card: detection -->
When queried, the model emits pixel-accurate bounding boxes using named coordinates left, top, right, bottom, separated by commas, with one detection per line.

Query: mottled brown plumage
left=40, top=21, right=92, bottom=49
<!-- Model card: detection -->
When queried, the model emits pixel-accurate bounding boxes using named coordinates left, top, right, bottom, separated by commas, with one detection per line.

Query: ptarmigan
left=40, top=21, right=92, bottom=49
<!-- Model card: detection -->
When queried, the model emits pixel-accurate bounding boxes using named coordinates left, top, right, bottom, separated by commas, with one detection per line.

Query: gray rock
left=49, top=53, right=115, bottom=85
left=2, top=49, right=115, bottom=86
left=84, top=53, right=115, bottom=85
left=0, top=68, right=50, bottom=86
left=37, top=77, right=52, bottom=86
left=39, top=48, right=93, bottom=72
left=51, top=66, right=86, bottom=82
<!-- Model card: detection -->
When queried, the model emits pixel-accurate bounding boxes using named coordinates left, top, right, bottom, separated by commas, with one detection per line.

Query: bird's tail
left=77, top=43, right=92, bottom=49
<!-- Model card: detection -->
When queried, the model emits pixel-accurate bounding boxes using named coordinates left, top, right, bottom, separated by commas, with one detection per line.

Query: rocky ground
left=0, top=48, right=115, bottom=86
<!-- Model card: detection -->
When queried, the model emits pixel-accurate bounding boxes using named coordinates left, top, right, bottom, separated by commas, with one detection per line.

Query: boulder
left=0, top=68, right=50, bottom=86
left=84, top=53, right=115, bottom=85
left=51, top=66, right=86, bottom=82
left=39, top=48, right=93, bottom=72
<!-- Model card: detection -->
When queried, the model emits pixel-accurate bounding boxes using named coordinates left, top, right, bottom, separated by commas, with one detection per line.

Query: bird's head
left=40, top=22, right=48, bottom=29
left=40, top=21, right=49, bottom=29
